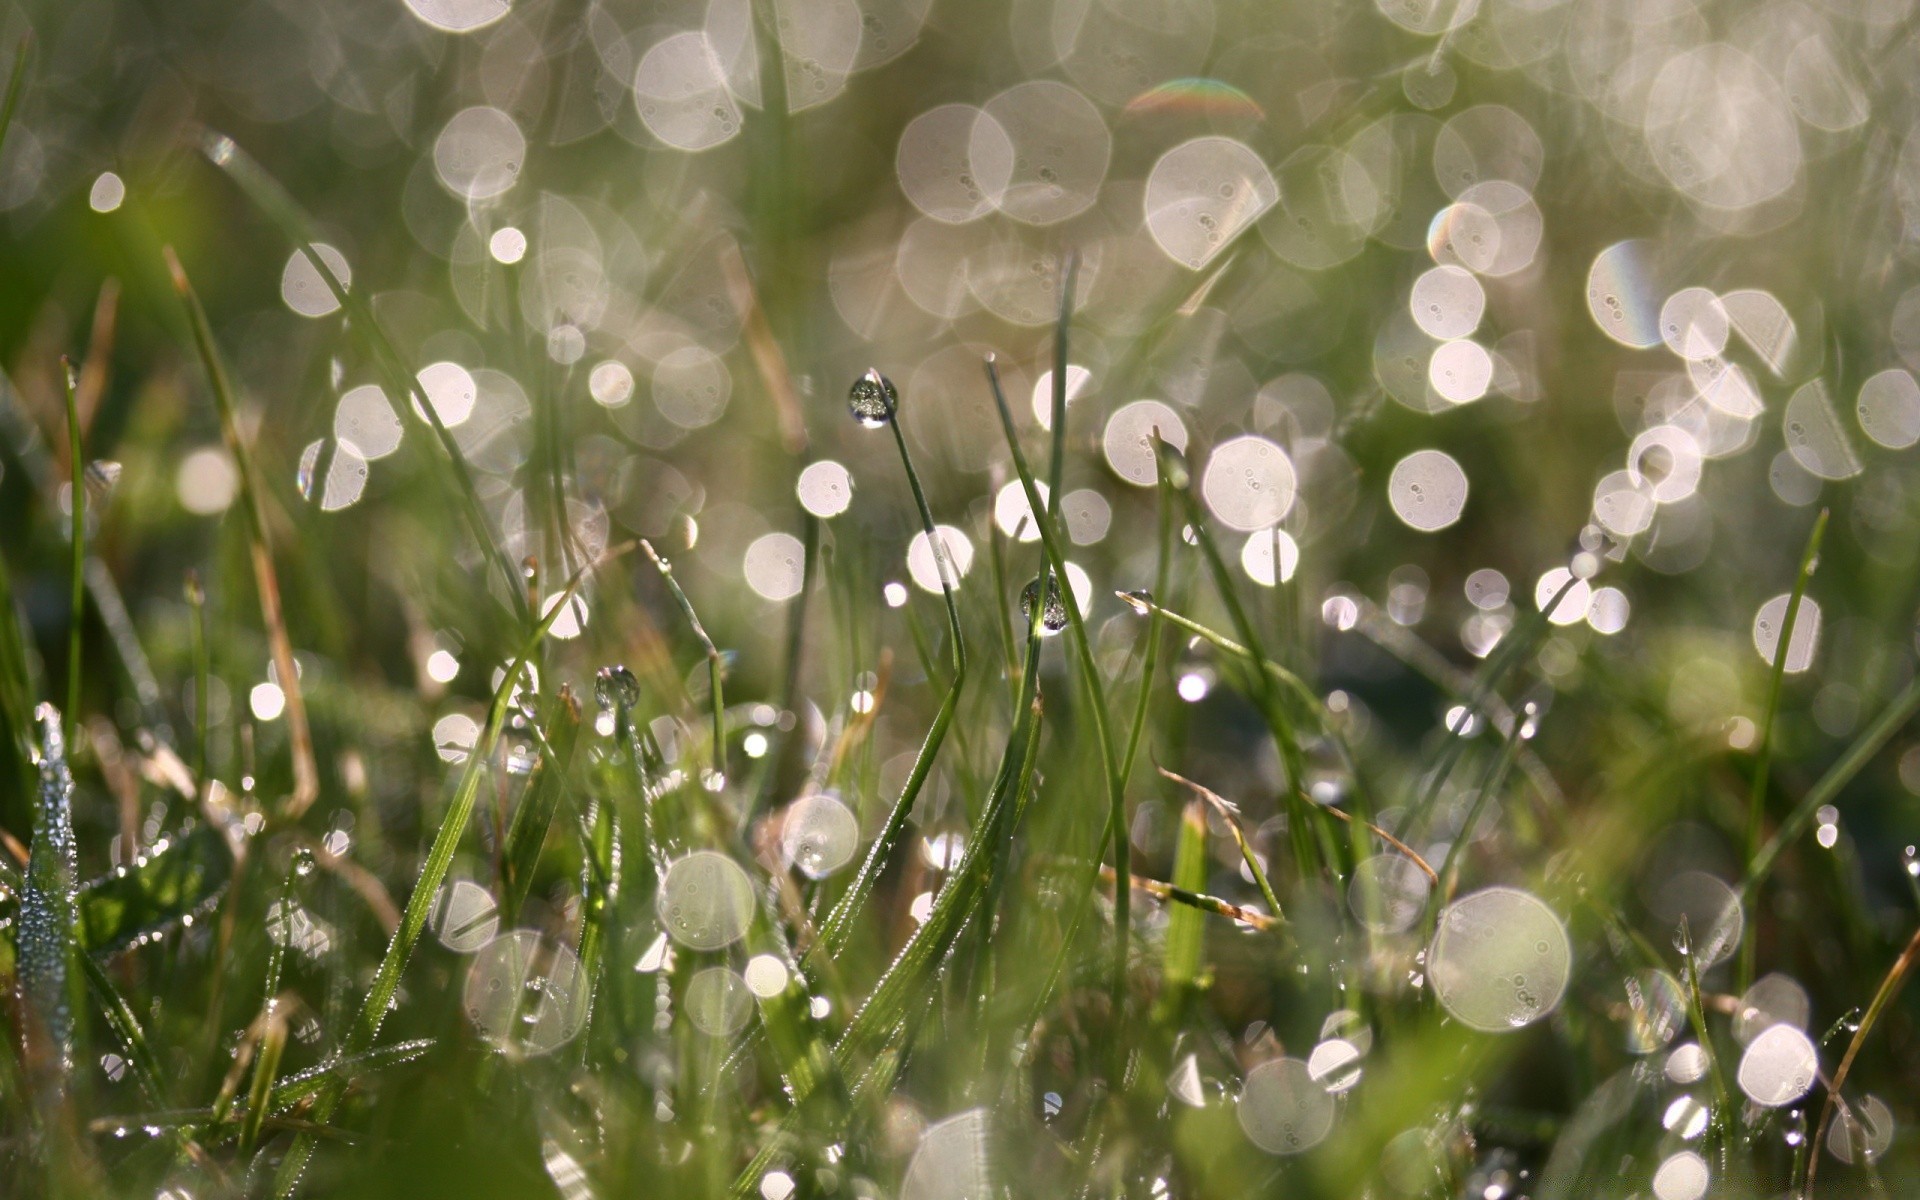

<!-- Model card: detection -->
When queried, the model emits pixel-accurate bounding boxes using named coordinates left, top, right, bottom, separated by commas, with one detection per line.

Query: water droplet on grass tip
left=848, top=369, right=899, bottom=426
left=1021, top=573, right=1069, bottom=635
left=595, top=665, right=641, bottom=712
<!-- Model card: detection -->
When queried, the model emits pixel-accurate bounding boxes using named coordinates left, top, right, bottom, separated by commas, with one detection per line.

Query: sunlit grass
left=3, top=1, right=1920, bottom=1198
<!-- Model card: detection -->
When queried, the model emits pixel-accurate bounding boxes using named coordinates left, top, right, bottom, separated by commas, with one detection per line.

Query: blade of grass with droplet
left=984, top=353, right=1127, bottom=1036
left=731, top=627, right=1044, bottom=1196
left=74, top=823, right=233, bottom=953
left=271, top=552, right=606, bottom=1196
left=1806, top=919, right=1920, bottom=1197
left=1747, top=671, right=1920, bottom=895
left=1738, top=508, right=1828, bottom=990
left=499, top=688, right=581, bottom=927
left=641, top=539, right=727, bottom=781
left=812, top=398, right=968, bottom=959
left=20, top=705, right=78, bottom=1093
left=164, top=249, right=320, bottom=821
left=75, top=944, right=165, bottom=1107
left=196, top=134, right=526, bottom=623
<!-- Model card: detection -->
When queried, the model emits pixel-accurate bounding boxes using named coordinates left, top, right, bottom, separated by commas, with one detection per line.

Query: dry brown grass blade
left=1159, top=764, right=1439, bottom=888
left=303, top=834, right=400, bottom=934
left=74, top=279, right=119, bottom=434
left=1098, top=864, right=1282, bottom=933
left=720, top=239, right=807, bottom=455
left=1806, top=921, right=1920, bottom=1195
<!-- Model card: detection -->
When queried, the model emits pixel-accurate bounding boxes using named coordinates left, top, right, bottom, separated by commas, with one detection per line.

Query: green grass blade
left=983, top=352, right=1127, bottom=1042
left=812, top=384, right=968, bottom=959
left=195, top=133, right=527, bottom=624
left=271, top=553, right=604, bottom=1196
left=20, top=704, right=78, bottom=1092
left=164, top=248, right=320, bottom=820
left=0, top=531, right=35, bottom=804
left=1747, top=671, right=1920, bottom=895
left=1738, top=507, right=1827, bottom=989
left=75, top=823, right=234, bottom=954
left=1152, top=799, right=1208, bottom=1026
left=0, top=32, right=30, bottom=167
left=75, top=949, right=167, bottom=1107
left=499, top=688, right=581, bottom=927
left=641, top=539, right=727, bottom=780
left=61, top=360, right=82, bottom=748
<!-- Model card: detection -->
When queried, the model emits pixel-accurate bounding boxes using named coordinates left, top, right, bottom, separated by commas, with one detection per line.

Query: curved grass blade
left=1806, top=920, right=1920, bottom=1196
left=1157, top=768, right=1283, bottom=919
left=165, top=248, right=320, bottom=820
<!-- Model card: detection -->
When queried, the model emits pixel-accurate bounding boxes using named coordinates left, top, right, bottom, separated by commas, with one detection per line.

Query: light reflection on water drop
left=1237, top=1057, right=1335, bottom=1155
left=657, top=851, right=755, bottom=951
left=779, top=792, right=860, bottom=879
left=1736, top=1022, right=1817, bottom=1107
left=899, top=1108, right=991, bottom=1200
left=463, top=930, right=588, bottom=1056
left=1428, top=886, right=1571, bottom=1032
left=686, top=966, right=754, bottom=1036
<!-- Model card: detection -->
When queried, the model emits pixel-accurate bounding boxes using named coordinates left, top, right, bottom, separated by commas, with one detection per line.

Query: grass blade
left=271, top=549, right=614, bottom=1196
left=75, top=822, right=234, bottom=953
left=984, top=351, right=1127, bottom=1045
left=1738, top=508, right=1827, bottom=989
left=1806, top=920, right=1920, bottom=1196
left=61, top=360, right=82, bottom=748
left=813, top=376, right=968, bottom=959
left=0, top=32, right=30, bottom=167
left=1152, top=799, right=1209, bottom=1026
left=640, top=539, right=727, bottom=780
left=20, top=704, right=78, bottom=1093
left=1746, top=672, right=1920, bottom=894
left=499, top=687, right=581, bottom=927
left=165, top=248, right=320, bottom=821
left=196, top=133, right=527, bottom=623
